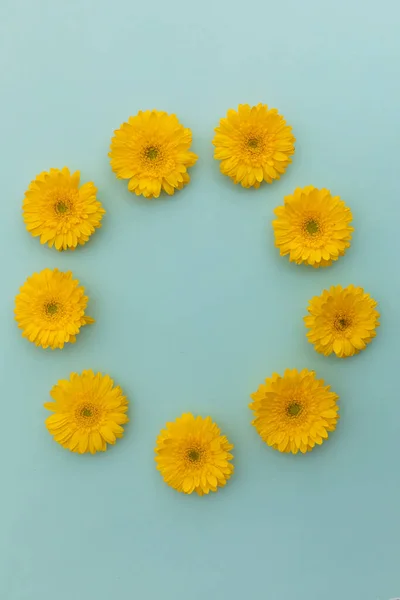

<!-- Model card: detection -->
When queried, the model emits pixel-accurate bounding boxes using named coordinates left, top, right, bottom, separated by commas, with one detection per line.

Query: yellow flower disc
left=109, top=110, right=198, bottom=199
left=155, top=413, right=234, bottom=495
left=250, top=369, right=339, bottom=454
left=45, top=370, right=129, bottom=454
left=273, top=186, right=353, bottom=267
left=212, top=103, right=295, bottom=188
left=304, top=285, right=380, bottom=358
left=23, top=167, right=105, bottom=251
left=14, top=268, right=94, bottom=350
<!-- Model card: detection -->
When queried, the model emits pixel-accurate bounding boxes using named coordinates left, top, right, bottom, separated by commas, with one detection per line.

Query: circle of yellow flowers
left=15, top=104, right=380, bottom=495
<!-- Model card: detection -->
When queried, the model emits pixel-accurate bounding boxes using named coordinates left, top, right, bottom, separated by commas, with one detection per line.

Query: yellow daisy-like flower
left=155, top=413, right=234, bottom=496
left=109, top=110, right=198, bottom=199
left=14, top=268, right=94, bottom=350
left=212, top=103, right=295, bottom=188
left=45, top=370, right=129, bottom=454
left=23, top=167, right=105, bottom=251
left=304, top=285, right=380, bottom=358
left=250, top=369, right=339, bottom=454
left=273, top=186, right=353, bottom=267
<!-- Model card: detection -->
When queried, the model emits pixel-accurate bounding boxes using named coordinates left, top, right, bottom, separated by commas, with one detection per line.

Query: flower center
left=146, top=146, right=159, bottom=160
left=287, top=402, right=303, bottom=417
left=81, top=407, right=92, bottom=417
left=75, top=402, right=100, bottom=426
left=305, top=219, right=320, bottom=235
left=248, top=137, right=259, bottom=149
left=50, top=188, right=77, bottom=216
left=185, top=446, right=204, bottom=464
left=56, top=201, right=69, bottom=214
left=188, top=449, right=200, bottom=461
left=45, top=302, right=59, bottom=316
left=334, top=315, right=350, bottom=331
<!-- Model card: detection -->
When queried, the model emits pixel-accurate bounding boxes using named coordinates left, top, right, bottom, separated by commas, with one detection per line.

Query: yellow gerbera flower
left=250, top=369, right=339, bottom=454
left=213, top=103, right=295, bottom=188
left=23, top=167, right=105, bottom=251
left=45, top=370, right=129, bottom=454
left=155, top=413, right=234, bottom=495
left=14, top=268, right=94, bottom=350
left=273, top=186, right=353, bottom=267
left=304, top=285, right=380, bottom=358
left=109, top=110, right=198, bottom=199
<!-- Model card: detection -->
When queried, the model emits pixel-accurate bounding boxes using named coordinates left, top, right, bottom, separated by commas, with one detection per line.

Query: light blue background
left=1, top=1, right=399, bottom=598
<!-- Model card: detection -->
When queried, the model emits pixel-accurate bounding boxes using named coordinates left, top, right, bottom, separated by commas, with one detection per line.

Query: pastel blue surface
left=1, top=1, right=399, bottom=598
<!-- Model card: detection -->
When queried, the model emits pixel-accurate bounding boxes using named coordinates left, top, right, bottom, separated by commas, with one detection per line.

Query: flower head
left=213, top=103, right=295, bottom=188
left=23, top=167, right=105, bottom=251
left=109, top=110, right=198, bottom=199
left=155, top=413, right=234, bottom=495
left=273, top=186, right=353, bottom=267
left=45, top=370, right=129, bottom=454
left=14, top=268, right=94, bottom=349
left=250, top=369, right=339, bottom=454
left=304, top=285, right=380, bottom=358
